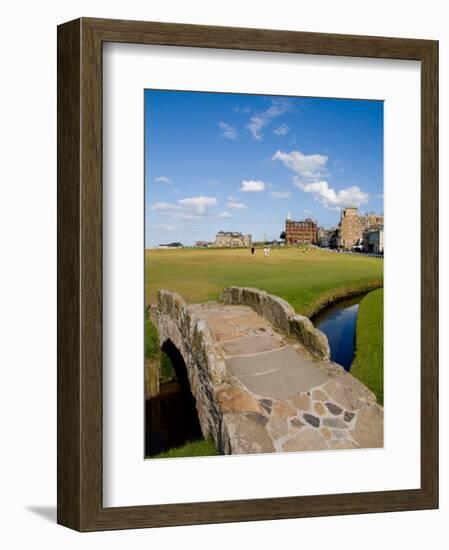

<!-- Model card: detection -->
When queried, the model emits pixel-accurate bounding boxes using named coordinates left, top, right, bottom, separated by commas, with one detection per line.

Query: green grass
left=150, top=437, right=217, bottom=459
left=351, top=288, right=384, bottom=405
left=145, top=315, right=176, bottom=381
left=145, top=247, right=383, bottom=316
left=145, top=315, right=159, bottom=360
left=160, top=350, right=176, bottom=381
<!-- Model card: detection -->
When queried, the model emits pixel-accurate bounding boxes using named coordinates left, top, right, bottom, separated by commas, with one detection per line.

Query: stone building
left=215, top=231, right=252, bottom=248
left=338, top=207, right=363, bottom=249
left=317, top=227, right=325, bottom=243
left=285, top=218, right=318, bottom=245
left=317, top=226, right=337, bottom=248
left=359, top=212, right=384, bottom=232
left=363, top=228, right=384, bottom=253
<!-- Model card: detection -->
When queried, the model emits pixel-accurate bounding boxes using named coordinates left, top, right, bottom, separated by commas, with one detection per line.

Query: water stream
left=312, top=293, right=367, bottom=371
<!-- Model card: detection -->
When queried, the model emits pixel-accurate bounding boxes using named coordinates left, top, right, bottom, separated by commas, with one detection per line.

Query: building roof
left=216, top=231, right=250, bottom=237
left=286, top=218, right=317, bottom=225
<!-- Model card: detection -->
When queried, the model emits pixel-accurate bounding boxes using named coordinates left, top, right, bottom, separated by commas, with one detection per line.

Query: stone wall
left=220, top=286, right=330, bottom=360
left=150, top=290, right=229, bottom=451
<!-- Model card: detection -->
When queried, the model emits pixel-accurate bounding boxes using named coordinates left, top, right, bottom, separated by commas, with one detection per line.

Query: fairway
left=145, top=247, right=383, bottom=316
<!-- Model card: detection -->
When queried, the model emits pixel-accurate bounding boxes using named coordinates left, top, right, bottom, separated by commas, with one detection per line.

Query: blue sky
left=145, top=90, right=383, bottom=247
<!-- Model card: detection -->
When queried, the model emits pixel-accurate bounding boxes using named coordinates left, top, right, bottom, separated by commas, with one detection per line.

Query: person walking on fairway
left=251, top=246, right=255, bottom=255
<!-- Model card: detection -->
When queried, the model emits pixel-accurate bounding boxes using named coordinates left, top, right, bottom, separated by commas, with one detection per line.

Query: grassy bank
left=145, top=315, right=176, bottom=380
left=351, top=288, right=384, bottom=405
left=145, top=315, right=159, bottom=360
left=150, top=437, right=217, bottom=459
left=145, top=247, right=383, bottom=317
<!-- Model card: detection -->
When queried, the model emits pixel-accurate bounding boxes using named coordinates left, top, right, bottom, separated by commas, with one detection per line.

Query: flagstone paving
left=189, top=301, right=383, bottom=454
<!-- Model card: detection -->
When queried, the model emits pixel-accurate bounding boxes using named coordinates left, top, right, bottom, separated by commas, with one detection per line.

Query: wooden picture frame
left=57, top=17, right=438, bottom=531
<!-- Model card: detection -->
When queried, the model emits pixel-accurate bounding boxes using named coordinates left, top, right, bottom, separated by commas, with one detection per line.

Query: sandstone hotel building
left=337, top=207, right=362, bottom=249
left=338, top=207, right=384, bottom=249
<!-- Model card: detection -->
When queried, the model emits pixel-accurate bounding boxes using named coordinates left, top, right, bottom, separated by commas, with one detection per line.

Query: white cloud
left=149, top=202, right=180, bottom=211
left=240, top=180, right=266, bottom=193
left=178, top=196, right=217, bottom=217
left=274, top=123, right=290, bottom=136
left=177, top=213, right=207, bottom=220
left=273, top=149, right=369, bottom=210
left=227, top=201, right=247, bottom=210
left=150, top=196, right=218, bottom=218
left=154, top=176, right=171, bottom=183
left=247, top=99, right=291, bottom=141
left=304, top=209, right=312, bottom=214
left=272, top=149, right=328, bottom=180
left=270, top=190, right=291, bottom=199
left=219, top=122, right=238, bottom=140
left=218, top=211, right=232, bottom=218
left=293, top=178, right=369, bottom=210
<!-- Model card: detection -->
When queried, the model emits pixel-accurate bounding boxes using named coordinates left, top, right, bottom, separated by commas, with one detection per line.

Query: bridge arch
left=145, top=338, right=204, bottom=456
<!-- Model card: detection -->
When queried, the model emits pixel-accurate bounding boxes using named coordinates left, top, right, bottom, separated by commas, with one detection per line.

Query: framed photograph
left=57, top=17, right=438, bottom=531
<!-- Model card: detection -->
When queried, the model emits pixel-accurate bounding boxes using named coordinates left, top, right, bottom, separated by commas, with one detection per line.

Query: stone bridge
left=150, top=287, right=383, bottom=455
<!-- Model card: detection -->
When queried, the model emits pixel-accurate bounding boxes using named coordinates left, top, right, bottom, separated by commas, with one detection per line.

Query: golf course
left=145, top=246, right=383, bottom=317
